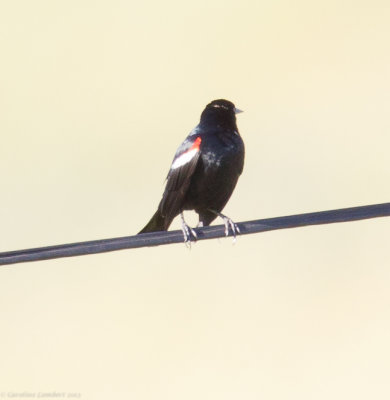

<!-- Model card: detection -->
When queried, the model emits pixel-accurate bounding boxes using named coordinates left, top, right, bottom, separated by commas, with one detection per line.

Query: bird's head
left=200, top=99, right=243, bottom=128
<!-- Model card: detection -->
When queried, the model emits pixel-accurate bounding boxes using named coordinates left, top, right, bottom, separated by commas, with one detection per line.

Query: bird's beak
left=234, top=107, right=243, bottom=114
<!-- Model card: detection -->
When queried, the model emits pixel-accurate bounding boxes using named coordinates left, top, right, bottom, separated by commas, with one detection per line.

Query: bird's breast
left=200, top=133, right=244, bottom=172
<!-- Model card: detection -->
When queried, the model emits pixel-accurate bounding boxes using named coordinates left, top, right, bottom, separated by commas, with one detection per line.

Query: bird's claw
left=181, top=213, right=197, bottom=247
left=221, top=216, right=240, bottom=243
left=207, top=209, right=240, bottom=243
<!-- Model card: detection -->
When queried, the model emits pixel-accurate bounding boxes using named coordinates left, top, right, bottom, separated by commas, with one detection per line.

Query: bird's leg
left=208, top=209, right=240, bottom=242
left=180, top=212, right=197, bottom=246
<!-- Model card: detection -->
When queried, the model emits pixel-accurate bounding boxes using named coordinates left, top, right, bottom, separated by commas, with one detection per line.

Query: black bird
left=139, top=99, right=245, bottom=242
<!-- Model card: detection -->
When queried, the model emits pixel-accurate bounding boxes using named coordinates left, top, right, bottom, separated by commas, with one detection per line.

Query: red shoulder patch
left=191, top=136, right=202, bottom=150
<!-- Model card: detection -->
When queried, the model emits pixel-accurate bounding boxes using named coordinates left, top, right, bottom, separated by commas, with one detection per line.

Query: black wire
left=1, top=202, right=389, bottom=266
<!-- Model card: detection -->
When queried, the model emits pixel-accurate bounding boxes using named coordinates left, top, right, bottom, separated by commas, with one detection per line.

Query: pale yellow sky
left=1, top=0, right=390, bottom=399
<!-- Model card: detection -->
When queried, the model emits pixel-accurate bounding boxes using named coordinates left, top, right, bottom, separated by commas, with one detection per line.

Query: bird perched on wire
left=138, top=99, right=245, bottom=243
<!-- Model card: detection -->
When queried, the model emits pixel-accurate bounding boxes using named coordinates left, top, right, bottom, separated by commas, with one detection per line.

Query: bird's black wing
left=159, top=134, right=202, bottom=221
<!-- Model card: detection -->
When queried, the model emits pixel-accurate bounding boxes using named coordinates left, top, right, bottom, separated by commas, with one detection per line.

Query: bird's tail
left=138, top=210, right=171, bottom=234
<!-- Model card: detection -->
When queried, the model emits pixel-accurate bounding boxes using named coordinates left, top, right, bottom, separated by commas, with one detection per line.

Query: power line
left=0, top=202, right=389, bottom=266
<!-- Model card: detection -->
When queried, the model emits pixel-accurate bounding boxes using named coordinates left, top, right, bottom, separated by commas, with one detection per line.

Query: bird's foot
left=181, top=213, right=197, bottom=247
left=222, top=216, right=240, bottom=243
left=209, top=210, right=240, bottom=243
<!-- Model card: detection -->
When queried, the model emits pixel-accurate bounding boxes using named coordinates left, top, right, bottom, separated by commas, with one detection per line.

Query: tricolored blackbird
left=139, top=99, right=245, bottom=242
